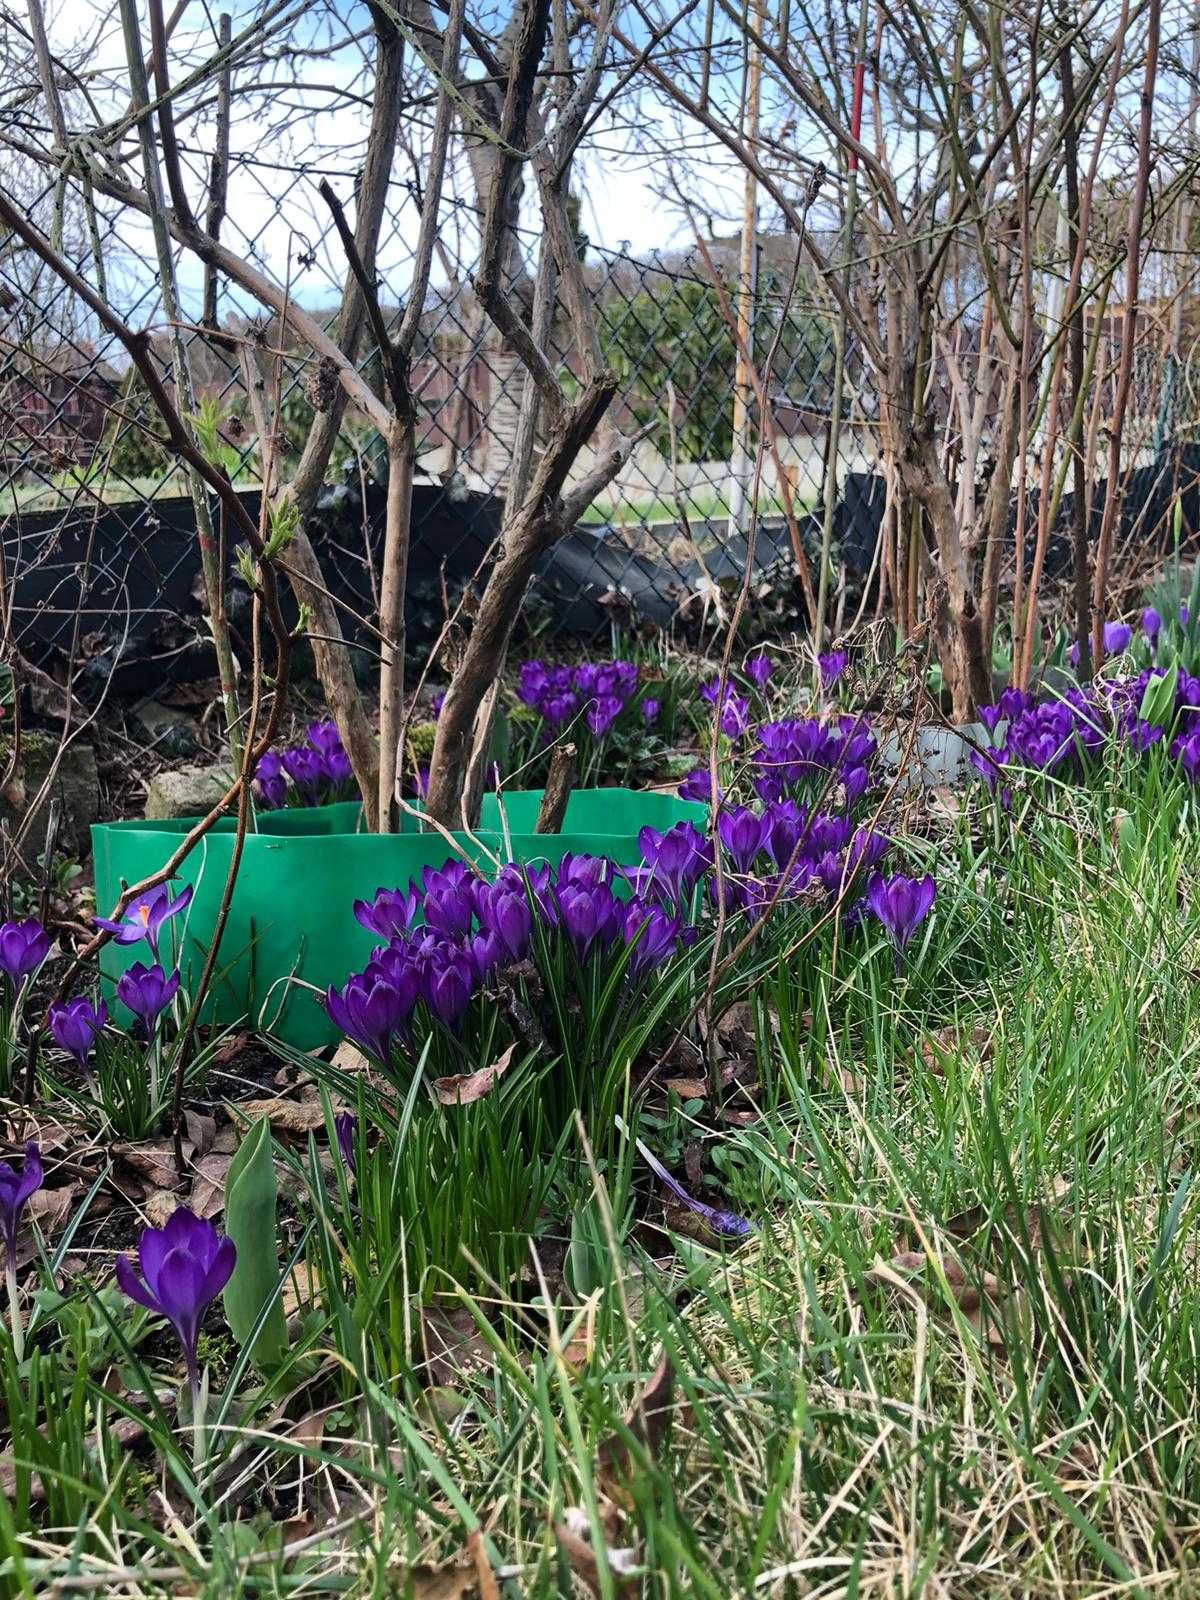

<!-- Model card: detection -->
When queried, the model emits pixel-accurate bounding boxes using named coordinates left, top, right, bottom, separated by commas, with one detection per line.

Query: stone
left=143, top=764, right=232, bottom=821
left=0, top=736, right=99, bottom=857
left=134, top=700, right=200, bottom=757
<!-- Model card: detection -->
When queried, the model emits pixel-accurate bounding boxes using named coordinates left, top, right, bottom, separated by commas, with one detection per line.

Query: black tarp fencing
left=5, top=441, right=1200, bottom=700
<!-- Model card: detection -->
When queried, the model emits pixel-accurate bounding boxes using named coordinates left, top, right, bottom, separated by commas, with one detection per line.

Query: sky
left=34, top=0, right=750, bottom=326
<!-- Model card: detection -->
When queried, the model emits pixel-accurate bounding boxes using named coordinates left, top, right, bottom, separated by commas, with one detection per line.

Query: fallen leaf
left=467, top=1531, right=501, bottom=1600
left=597, top=1352, right=675, bottom=1502
left=554, top=1506, right=638, bottom=1595
left=286, top=1409, right=325, bottom=1450
left=432, top=1043, right=517, bottom=1106
left=864, top=1250, right=1013, bottom=1347
left=683, top=1141, right=704, bottom=1189
left=331, top=1040, right=371, bottom=1074
left=187, top=1153, right=234, bottom=1220
left=0, top=1413, right=146, bottom=1502
left=8, top=1184, right=77, bottom=1267
left=282, top=1262, right=320, bottom=1321
left=211, top=1124, right=239, bottom=1154
left=422, top=1304, right=493, bottom=1388
left=114, top=1140, right=192, bottom=1189
left=143, top=1190, right=179, bottom=1228
left=184, top=1110, right=216, bottom=1156
left=663, top=1063, right=735, bottom=1100
left=209, top=1031, right=252, bottom=1071
left=918, top=1022, right=994, bottom=1077
left=235, top=1098, right=329, bottom=1136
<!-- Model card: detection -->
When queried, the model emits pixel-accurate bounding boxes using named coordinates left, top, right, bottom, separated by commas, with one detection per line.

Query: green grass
left=7, top=748, right=1200, bottom=1594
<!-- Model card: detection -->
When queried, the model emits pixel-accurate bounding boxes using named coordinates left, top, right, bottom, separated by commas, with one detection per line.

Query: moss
left=0, top=731, right=57, bottom=764
left=406, top=720, right=438, bottom=763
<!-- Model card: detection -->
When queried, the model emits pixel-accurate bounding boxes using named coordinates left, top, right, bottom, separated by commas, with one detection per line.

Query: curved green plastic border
left=91, top=787, right=706, bottom=1048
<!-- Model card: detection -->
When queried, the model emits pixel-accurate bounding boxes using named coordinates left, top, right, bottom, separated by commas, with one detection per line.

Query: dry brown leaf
left=330, top=1039, right=372, bottom=1074
left=662, top=1063, right=735, bottom=1100
left=865, top=1250, right=1013, bottom=1347
left=918, top=1022, right=994, bottom=1077
left=683, top=1141, right=704, bottom=1189
left=597, top=1352, right=675, bottom=1503
left=422, top=1303, right=493, bottom=1388
left=236, top=1098, right=329, bottom=1136
left=554, top=1506, right=638, bottom=1596
left=7, top=1184, right=76, bottom=1267
left=143, top=1190, right=179, bottom=1228
left=282, top=1262, right=320, bottom=1321
left=211, top=1124, right=239, bottom=1154
left=184, top=1110, right=216, bottom=1156
left=286, top=1409, right=325, bottom=1450
left=209, top=1031, right=252, bottom=1070
left=0, top=1412, right=146, bottom=1501
left=432, top=1043, right=517, bottom=1106
left=402, top=1565, right=478, bottom=1599
left=113, top=1140, right=192, bottom=1189
left=187, top=1153, right=234, bottom=1220
left=467, top=1531, right=500, bottom=1600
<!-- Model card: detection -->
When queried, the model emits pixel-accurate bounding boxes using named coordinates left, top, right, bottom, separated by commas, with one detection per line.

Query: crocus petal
left=115, top=1254, right=162, bottom=1314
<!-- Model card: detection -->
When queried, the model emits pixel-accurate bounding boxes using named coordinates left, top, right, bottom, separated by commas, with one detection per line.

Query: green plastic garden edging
left=91, top=787, right=707, bottom=1048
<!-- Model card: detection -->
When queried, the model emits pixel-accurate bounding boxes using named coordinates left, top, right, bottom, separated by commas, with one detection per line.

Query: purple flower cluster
left=327, top=843, right=702, bottom=1063
left=80, top=882, right=187, bottom=1048
left=751, top=715, right=876, bottom=804
left=699, top=678, right=752, bottom=739
left=973, top=670, right=1200, bottom=790
left=254, top=721, right=356, bottom=809
left=516, top=659, right=643, bottom=739
left=710, top=800, right=890, bottom=914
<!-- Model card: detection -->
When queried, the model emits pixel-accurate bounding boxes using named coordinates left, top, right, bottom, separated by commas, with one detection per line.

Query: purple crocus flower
left=622, top=1121, right=751, bottom=1238
left=632, top=821, right=711, bottom=905
left=306, top=721, right=343, bottom=759
left=467, top=929, right=505, bottom=984
left=866, top=873, right=936, bottom=953
left=353, top=886, right=420, bottom=943
left=253, top=751, right=288, bottom=809
left=47, top=996, right=107, bottom=1069
left=95, top=884, right=193, bottom=957
left=421, top=945, right=475, bottom=1029
left=818, top=650, right=849, bottom=688
left=717, top=807, right=765, bottom=873
left=422, top=880, right=475, bottom=941
left=333, top=1111, right=355, bottom=1173
left=557, top=883, right=620, bottom=962
left=586, top=695, right=624, bottom=739
left=761, top=799, right=805, bottom=870
left=745, top=653, right=772, bottom=689
left=1172, top=729, right=1200, bottom=779
left=281, top=746, right=324, bottom=804
left=0, top=1143, right=42, bottom=1259
left=1143, top=607, right=1163, bottom=647
left=477, top=887, right=532, bottom=961
left=1102, top=622, right=1132, bottom=655
left=720, top=693, right=751, bottom=739
left=325, top=957, right=419, bottom=1060
left=641, top=698, right=660, bottom=724
left=1182, top=604, right=1191, bottom=627
left=319, top=747, right=353, bottom=790
left=115, top=962, right=180, bottom=1034
left=115, top=1209, right=236, bottom=1396
left=622, top=899, right=683, bottom=977
left=0, top=920, right=50, bottom=989
left=678, top=767, right=717, bottom=804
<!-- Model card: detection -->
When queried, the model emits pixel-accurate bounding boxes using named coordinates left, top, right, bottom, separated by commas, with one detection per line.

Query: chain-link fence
left=0, top=130, right=886, bottom=685
left=8, top=119, right=1200, bottom=694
